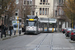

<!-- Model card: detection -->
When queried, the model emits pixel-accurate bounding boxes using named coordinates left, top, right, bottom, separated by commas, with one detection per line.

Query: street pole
left=2, top=0, right=3, bottom=25
left=2, top=17, right=3, bottom=25
left=23, top=10, right=25, bottom=35
left=36, top=12, right=38, bottom=33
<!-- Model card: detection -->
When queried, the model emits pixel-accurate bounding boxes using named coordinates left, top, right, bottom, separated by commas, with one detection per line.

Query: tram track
left=33, top=33, right=48, bottom=50
left=49, top=33, right=53, bottom=50
left=32, top=33, right=54, bottom=50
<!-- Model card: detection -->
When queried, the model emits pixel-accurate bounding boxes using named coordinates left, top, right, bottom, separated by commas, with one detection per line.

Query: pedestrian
left=0, top=25, right=1, bottom=32
left=13, top=24, right=17, bottom=35
left=0, top=24, right=1, bottom=38
left=9, top=24, right=13, bottom=36
left=19, top=25, right=21, bottom=35
left=1, top=24, right=6, bottom=38
left=5, top=25, right=8, bottom=35
left=4, top=25, right=7, bottom=37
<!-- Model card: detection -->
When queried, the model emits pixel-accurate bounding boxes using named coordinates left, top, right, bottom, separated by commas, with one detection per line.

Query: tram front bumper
left=26, top=31, right=37, bottom=34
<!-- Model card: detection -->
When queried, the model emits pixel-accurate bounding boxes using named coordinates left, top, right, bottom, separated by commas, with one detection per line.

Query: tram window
left=44, top=23, right=47, bottom=27
left=27, top=21, right=37, bottom=26
left=49, top=23, right=55, bottom=28
left=39, top=23, right=43, bottom=28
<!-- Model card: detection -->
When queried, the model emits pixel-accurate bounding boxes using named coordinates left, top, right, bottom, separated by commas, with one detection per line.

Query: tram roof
left=27, top=15, right=38, bottom=19
left=39, top=18, right=57, bottom=23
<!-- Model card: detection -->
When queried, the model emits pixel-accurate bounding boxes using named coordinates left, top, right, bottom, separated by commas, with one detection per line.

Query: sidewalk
left=0, top=31, right=24, bottom=41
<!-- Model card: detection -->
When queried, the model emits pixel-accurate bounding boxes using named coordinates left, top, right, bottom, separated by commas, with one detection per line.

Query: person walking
left=13, top=24, right=17, bottom=35
left=0, top=24, right=1, bottom=38
left=1, top=24, right=6, bottom=38
left=9, top=24, right=13, bottom=36
left=5, top=25, right=8, bottom=35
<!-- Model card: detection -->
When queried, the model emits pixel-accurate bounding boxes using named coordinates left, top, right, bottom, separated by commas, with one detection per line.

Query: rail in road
left=0, top=33, right=75, bottom=50
left=26, top=33, right=75, bottom=50
left=32, top=33, right=54, bottom=50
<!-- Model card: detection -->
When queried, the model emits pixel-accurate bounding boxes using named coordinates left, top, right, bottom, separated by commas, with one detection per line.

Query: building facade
left=23, top=0, right=54, bottom=18
left=34, top=0, right=54, bottom=18
left=54, top=0, right=71, bottom=31
left=15, top=0, right=71, bottom=31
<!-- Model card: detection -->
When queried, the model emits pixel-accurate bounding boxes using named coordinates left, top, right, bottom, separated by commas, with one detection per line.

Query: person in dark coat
left=1, top=24, right=6, bottom=38
left=5, top=25, right=8, bottom=35
left=9, top=24, right=13, bottom=36
left=0, top=25, right=1, bottom=32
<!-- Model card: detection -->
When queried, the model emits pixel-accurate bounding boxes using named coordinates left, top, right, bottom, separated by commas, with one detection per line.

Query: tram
left=24, top=15, right=39, bottom=34
left=39, top=18, right=57, bottom=33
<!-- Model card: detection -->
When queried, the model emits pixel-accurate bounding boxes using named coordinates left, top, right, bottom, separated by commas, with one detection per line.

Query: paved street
left=0, top=33, right=75, bottom=50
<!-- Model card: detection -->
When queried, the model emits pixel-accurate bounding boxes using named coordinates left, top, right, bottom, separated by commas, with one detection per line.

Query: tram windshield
left=26, top=21, right=37, bottom=26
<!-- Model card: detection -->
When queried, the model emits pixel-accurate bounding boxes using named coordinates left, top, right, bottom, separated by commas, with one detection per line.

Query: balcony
left=57, top=3, right=64, bottom=7
left=57, top=15, right=66, bottom=20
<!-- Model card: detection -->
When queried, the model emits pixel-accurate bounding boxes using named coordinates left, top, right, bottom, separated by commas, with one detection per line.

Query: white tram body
left=38, top=18, right=57, bottom=33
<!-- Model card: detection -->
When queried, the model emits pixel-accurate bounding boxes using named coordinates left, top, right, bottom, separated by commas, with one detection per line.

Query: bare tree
left=5, top=0, right=16, bottom=25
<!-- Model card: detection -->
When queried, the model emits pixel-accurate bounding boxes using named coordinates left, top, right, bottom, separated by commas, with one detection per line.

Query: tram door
left=43, top=23, right=48, bottom=32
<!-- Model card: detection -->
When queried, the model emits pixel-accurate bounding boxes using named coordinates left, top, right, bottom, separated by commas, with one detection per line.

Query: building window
left=47, top=8, right=49, bottom=15
left=59, top=0, right=63, bottom=4
left=16, top=0, right=19, bottom=4
left=43, top=0, right=45, bottom=2
left=45, top=8, right=47, bottom=15
left=27, top=1, right=29, bottom=5
left=59, top=0, right=61, bottom=3
left=39, top=8, right=49, bottom=15
left=24, top=1, right=26, bottom=4
left=43, top=8, right=44, bottom=15
left=40, top=0, right=49, bottom=5
left=40, top=8, right=42, bottom=15
left=46, top=0, right=48, bottom=2
left=62, top=10, right=64, bottom=15
left=24, top=0, right=32, bottom=5
left=30, top=1, right=32, bottom=5
left=40, top=0, right=42, bottom=2
left=58, top=8, right=62, bottom=15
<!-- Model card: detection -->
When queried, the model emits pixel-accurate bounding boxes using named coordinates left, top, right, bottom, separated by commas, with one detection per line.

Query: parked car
left=62, top=28, right=67, bottom=33
left=65, top=28, right=73, bottom=37
left=69, top=29, right=75, bottom=40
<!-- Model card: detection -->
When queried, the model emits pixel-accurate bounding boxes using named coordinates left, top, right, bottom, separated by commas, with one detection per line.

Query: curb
left=69, top=40, right=75, bottom=43
left=0, top=33, right=24, bottom=41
